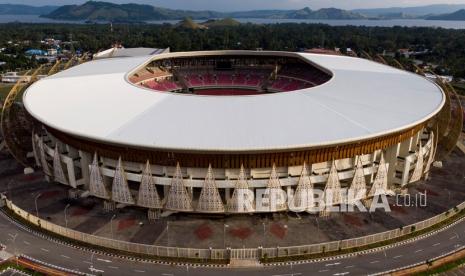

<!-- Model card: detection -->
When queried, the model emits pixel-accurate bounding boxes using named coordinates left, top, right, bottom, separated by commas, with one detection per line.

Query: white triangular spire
left=137, top=161, right=162, bottom=209
left=409, top=143, right=424, bottom=183
left=111, top=157, right=135, bottom=205
left=164, top=163, right=194, bottom=212
left=322, top=161, right=342, bottom=207
left=38, top=139, right=52, bottom=176
left=227, top=164, right=255, bottom=213
left=53, top=145, right=68, bottom=185
left=197, top=164, right=225, bottom=213
left=347, top=157, right=366, bottom=204
left=89, top=153, right=110, bottom=199
left=369, top=154, right=389, bottom=197
left=263, top=164, right=287, bottom=212
left=424, top=132, right=435, bottom=175
left=290, top=162, right=314, bottom=212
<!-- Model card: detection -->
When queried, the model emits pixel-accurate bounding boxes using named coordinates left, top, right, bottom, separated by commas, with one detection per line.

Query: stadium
left=22, top=50, right=444, bottom=218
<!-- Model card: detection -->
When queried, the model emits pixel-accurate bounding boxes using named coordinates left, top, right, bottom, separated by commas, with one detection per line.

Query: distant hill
left=42, top=1, right=366, bottom=21
left=353, top=4, right=465, bottom=18
left=43, top=1, right=223, bottom=21
left=4, top=1, right=465, bottom=21
left=44, top=1, right=170, bottom=21
left=203, top=18, right=241, bottom=27
left=285, top=7, right=365, bottom=19
left=426, top=9, right=465, bottom=20
left=176, top=17, right=207, bottom=29
left=0, top=4, right=57, bottom=15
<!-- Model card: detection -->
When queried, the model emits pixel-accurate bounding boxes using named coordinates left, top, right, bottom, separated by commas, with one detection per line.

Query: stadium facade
left=23, top=50, right=444, bottom=216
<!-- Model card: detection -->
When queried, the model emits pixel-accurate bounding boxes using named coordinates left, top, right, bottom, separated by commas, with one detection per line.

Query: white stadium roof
left=23, top=51, right=445, bottom=153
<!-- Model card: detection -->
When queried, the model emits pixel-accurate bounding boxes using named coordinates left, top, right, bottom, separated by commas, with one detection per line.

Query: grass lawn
left=0, top=83, right=13, bottom=102
left=0, top=261, right=45, bottom=275
left=0, top=83, right=28, bottom=103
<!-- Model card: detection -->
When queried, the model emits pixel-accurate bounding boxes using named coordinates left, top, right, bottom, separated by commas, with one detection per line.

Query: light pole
left=110, top=214, right=116, bottom=239
left=315, top=217, right=320, bottom=241
left=34, top=193, right=42, bottom=218
left=166, top=221, right=170, bottom=246
left=6, top=180, right=13, bottom=199
left=90, top=252, right=95, bottom=267
left=262, top=220, right=267, bottom=247
left=8, top=233, right=18, bottom=266
left=64, top=204, right=71, bottom=228
left=223, top=224, right=229, bottom=248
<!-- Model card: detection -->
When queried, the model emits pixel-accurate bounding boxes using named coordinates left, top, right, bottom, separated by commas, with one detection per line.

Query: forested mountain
left=354, top=4, right=465, bottom=17
left=42, top=1, right=365, bottom=21
left=426, top=9, right=465, bottom=21
left=0, top=4, right=57, bottom=15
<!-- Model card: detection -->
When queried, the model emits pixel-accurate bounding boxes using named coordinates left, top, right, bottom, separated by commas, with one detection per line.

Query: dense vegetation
left=0, top=23, right=465, bottom=77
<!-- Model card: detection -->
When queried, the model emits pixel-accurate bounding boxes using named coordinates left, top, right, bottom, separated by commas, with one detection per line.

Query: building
left=1, top=72, right=31, bottom=83
left=93, top=47, right=169, bottom=60
left=424, top=73, right=453, bottom=83
left=23, top=50, right=444, bottom=216
left=305, top=48, right=342, bottom=55
left=25, top=49, right=47, bottom=56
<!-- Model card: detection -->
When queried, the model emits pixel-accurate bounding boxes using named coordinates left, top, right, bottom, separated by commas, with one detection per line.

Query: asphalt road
left=0, top=208, right=464, bottom=276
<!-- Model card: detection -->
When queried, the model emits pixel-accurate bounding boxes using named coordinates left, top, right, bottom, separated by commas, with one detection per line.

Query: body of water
left=1, top=15, right=465, bottom=29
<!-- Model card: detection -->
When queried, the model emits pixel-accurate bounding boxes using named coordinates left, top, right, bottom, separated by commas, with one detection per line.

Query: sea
left=0, top=15, right=465, bottom=29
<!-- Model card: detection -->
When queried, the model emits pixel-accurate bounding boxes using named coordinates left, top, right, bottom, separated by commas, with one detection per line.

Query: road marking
left=134, top=270, right=145, bottom=273
left=450, top=236, right=458, bottom=240
left=61, top=255, right=70, bottom=259
left=319, top=269, right=329, bottom=273
left=161, top=274, right=173, bottom=276
left=455, top=244, right=461, bottom=248
left=326, top=262, right=341, bottom=266
left=96, top=258, right=112, bottom=263
left=89, top=267, right=105, bottom=273
left=433, top=243, right=441, bottom=247
left=344, top=265, right=355, bottom=269
left=333, top=273, right=350, bottom=276
left=83, top=261, right=92, bottom=265
left=108, top=266, right=119, bottom=269
left=393, top=255, right=403, bottom=259
left=370, top=260, right=379, bottom=264
left=272, top=274, right=302, bottom=276
left=23, top=241, right=30, bottom=245
left=40, top=248, right=49, bottom=252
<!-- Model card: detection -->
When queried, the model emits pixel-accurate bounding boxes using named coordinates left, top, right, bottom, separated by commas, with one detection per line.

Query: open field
left=0, top=83, right=13, bottom=102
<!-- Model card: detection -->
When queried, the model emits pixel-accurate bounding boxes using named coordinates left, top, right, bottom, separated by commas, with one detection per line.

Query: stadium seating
left=137, top=62, right=330, bottom=94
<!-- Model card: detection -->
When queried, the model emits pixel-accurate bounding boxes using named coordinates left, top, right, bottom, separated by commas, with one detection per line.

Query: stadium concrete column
left=411, top=131, right=421, bottom=152
left=163, top=185, right=169, bottom=198
left=401, top=154, right=413, bottom=186
left=64, top=158, right=77, bottom=188
left=189, top=176, right=194, bottom=199
left=399, top=136, right=414, bottom=157
left=78, top=150, right=92, bottom=190
left=225, top=187, right=231, bottom=202
left=384, top=142, right=400, bottom=186
left=286, top=179, right=292, bottom=197
left=369, top=151, right=378, bottom=183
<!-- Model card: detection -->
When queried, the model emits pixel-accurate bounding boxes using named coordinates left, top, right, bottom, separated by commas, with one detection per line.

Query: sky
left=2, top=0, right=465, bottom=11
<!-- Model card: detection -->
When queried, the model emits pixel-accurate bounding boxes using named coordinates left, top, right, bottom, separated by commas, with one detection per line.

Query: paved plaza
left=1, top=149, right=464, bottom=249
